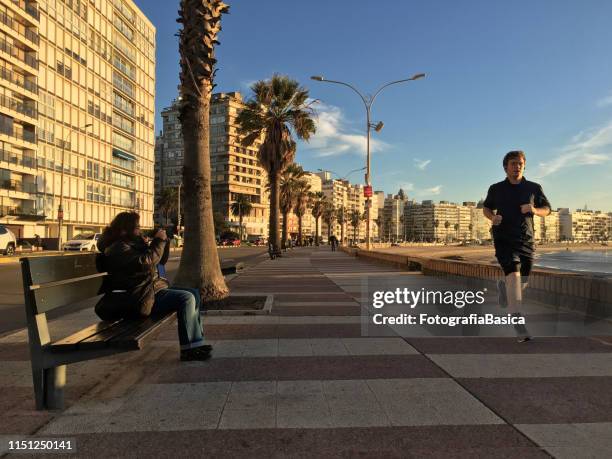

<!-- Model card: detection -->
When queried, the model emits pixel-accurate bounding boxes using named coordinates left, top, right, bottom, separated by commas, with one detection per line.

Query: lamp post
left=177, top=182, right=182, bottom=234
left=58, top=123, right=92, bottom=250
left=311, top=73, right=425, bottom=250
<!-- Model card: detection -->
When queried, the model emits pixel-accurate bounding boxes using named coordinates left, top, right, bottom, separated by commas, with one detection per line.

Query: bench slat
left=51, top=321, right=123, bottom=350
left=33, top=277, right=103, bottom=314
left=107, top=312, right=176, bottom=350
left=24, top=254, right=99, bottom=285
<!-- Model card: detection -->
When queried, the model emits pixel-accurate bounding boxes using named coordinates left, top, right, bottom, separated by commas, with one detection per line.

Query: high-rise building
left=559, top=208, right=609, bottom=242
left=1, top=0, right=156, bottom=242
left=155, top=92, right=269, bottom=238
left=534, top=210, right=560, bottom=242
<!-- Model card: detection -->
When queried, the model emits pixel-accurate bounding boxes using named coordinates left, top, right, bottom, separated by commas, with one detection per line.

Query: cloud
left=597, top=93, right=612, bottom=107
left=417, top=185, right=442, bottom=196
left=532, top=122, right=612, bottom=179
left=303, top=102, right=390, bottom=157
left=240, top=80, right=258, bottom=92
left=399, top=182, right=415, bottom=192
left=413, top=158, right=431, bottom=170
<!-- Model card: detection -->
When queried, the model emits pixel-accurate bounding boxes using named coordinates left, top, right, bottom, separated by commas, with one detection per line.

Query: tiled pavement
left=1, top=248, right=612, bottom=457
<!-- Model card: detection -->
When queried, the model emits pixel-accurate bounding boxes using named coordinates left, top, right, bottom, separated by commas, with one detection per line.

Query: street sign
left=364, top=185, right=372, bottom=197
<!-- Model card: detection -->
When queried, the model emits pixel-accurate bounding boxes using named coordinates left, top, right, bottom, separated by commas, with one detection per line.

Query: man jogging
left=483, top=150, right=551, bottom=342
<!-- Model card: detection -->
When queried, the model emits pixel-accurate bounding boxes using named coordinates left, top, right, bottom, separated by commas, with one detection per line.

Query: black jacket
left=95, top=234, right=168, bottom=321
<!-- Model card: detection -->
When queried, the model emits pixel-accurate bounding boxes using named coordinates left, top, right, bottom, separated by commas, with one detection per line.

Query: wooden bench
left=20, top=254, right=175, bottom=410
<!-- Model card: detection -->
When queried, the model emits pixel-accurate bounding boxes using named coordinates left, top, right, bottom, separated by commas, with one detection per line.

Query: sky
left=136, top=0, right=612, bottom=212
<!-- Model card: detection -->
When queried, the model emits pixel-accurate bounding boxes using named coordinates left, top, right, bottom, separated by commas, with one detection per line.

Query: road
left=0, top=246, right=268, bottom=336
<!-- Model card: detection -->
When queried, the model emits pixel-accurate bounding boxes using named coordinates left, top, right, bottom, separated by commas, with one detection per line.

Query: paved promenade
left=1, top=247, right=612, bottom=457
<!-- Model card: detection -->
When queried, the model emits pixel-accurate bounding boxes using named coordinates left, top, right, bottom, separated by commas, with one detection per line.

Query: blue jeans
left=151, top=287, right=205, bottom=350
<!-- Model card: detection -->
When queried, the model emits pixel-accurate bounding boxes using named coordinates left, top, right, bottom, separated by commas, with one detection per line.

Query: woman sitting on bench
left=95, top=211, right=213, bottom=361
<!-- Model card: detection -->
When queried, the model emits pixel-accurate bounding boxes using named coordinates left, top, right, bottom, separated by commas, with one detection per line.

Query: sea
left=535, top=250, right=612, bottom=277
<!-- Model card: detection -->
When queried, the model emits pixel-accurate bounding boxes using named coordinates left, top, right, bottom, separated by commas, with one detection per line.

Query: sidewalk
left=1, top=247, right=612, bottom=457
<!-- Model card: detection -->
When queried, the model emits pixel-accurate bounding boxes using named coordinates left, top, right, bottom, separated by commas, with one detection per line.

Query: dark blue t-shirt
left=483, top=177, right=551, bottom=244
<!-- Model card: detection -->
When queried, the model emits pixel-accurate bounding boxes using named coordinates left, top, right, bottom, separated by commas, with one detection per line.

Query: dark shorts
left=494, top=239, right=534, bottom=277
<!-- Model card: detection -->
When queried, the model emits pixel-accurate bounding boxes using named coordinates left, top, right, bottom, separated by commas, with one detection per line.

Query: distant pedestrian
left=329, top=235, right=338, bottom=251
left=34, top=234, right=42, bottom=250
left=483, top=150, right=551, bottom=342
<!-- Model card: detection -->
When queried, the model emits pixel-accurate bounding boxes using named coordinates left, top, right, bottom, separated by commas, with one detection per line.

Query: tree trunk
left=297, top=216, right=303, bottom=246
left=315, top=217, right=319, bottom=246
left=269, top=172, right=281, bottom=253
left=239, top=214, right=243, bottom=240
left=340, top=222, right=344, bottom=246
left=174, top=78, right=228, bottom=300
left=281, top=210, right=288, bottom=249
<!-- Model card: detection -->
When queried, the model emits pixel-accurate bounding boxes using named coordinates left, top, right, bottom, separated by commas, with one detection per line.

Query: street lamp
left=311, top=73, right=425, bottom=250
left=177, top=182, right=182, bottom=234
left=58, top=123, right=93, bottom=250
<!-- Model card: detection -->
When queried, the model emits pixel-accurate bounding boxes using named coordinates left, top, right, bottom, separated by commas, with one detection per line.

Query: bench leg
left=31, top=367, right=45, bottom=410
left=44, top=365, right=66, bottom=410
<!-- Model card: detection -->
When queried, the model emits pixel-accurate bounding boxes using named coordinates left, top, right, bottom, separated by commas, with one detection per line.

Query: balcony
left=0, top=93, right=37, bottom=118
left=1, top=179, right=36, bottom=193
left=0, top=148, right=35, bottom=168
left=0, top=65, right=37, bottom=94
left=10, top=0, right=39, bottom=21
left=0, top=123, right=36, bottom=144
left=0, top=10, right=39, bottom=46
left=0, top=35, right=37, bottom=69
left=0, top=205, right=39, bottom=218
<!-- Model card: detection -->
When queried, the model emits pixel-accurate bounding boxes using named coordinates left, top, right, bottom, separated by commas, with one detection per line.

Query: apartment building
left=559, top=208, right=610, bottom=242
left=0, top=0, right=156, bottom=242
left=314, top=171, right=379, bottom=244
left=210, top=92, right=269, bottom=238
left=382, top=189, right=407, bottom=242
left=533, top=209, right=560, bottom=242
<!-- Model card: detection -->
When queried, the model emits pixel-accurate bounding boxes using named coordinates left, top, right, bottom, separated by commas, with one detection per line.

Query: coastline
left=375, top=242, right=609, bottom=263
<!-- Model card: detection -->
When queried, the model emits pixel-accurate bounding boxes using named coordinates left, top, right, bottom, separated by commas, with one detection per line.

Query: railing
left=0, top=124, right=36, bottom=144
left=0, top=65, right=38, bottom=94
left=0, top=10, right=39, bottom=46
left=1, top=179, right=37, bottom=193
left=10, top=0, right=39, bottom=21
left=0, top=93, right=37, bottom=118
left=0, top=35, right=38, bottom=69
left=0, top=147, right=36, bottom=168
left=0, top=205, right=38, bottom=217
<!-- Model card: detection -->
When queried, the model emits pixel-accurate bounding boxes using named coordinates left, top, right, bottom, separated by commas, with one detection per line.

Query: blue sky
left=137, top=0, right=612, bottom=212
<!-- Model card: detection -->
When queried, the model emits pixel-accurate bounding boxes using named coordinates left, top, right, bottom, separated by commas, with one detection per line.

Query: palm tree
left=173, top=0, right=229, bottom=301
left=374, top=216, right=383, bottom=242
left=309, top=191, right=326, bottom=246
left=293, top=178, right=311, bottom=245
left=322, top=201, right=336, bottom=241
left=468, top=223, right=474, bottom=240
left=157, top=187, right=178, bottom=225
left=230, top=194, right=253, bottom=241
left=236, top=75, right=316, bottom=254
left=454, top=223, right=459, bottom=241
left=433, top=219, right=440, bottom=243
left=336, top=206, right=346, bottom=245
left=279, top=163, right=305, bottom=248
left=350, top=210, right=363, bottom=245
left=444, top=220, right=451, bottom=242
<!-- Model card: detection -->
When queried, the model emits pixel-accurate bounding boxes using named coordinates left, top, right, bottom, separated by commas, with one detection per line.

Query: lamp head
left=310, top=75, right=324, bottom=81
left=410, top=73, right=426, bottom=80
left=85, top=123, right=93, bottom=128
left=374, top=121, right=384, bottom=132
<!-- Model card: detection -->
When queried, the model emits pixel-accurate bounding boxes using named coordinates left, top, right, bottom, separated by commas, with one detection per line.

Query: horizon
left=137, top=0, right=612, bottom=213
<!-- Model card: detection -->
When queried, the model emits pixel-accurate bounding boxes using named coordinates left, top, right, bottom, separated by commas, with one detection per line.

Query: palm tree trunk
left=239, top=214, right=243, bottom=240
left=269, top=172, right=281, bottom=253
left=315, top=218, right=319, bottom=246
left=173, top=0, right=229, bottom=300
left=281, top=211, right=288, bottom=249
left=340, top=222, right=344, bottom=246
left=298, top=216, right=303, bottom=246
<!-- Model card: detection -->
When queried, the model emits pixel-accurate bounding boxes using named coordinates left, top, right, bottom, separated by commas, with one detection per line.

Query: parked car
left=63, top=232, right=101, bottom=251
left=221, top=237, right=241, bottom=247
left=0, top=225, right=16, bottom=255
